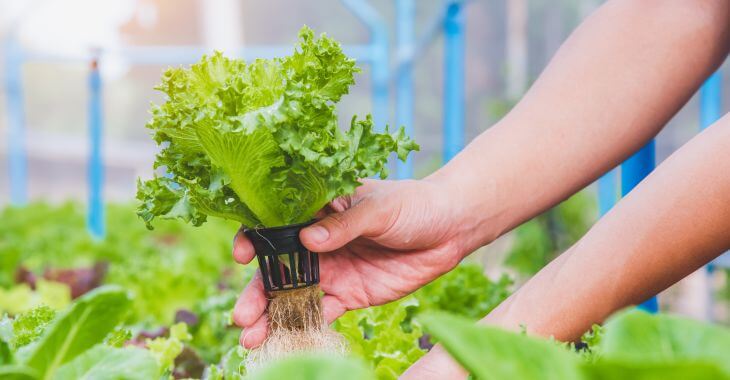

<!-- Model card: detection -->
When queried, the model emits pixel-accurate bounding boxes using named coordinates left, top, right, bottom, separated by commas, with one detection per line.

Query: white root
left=244, top=285, right=347, bottom=372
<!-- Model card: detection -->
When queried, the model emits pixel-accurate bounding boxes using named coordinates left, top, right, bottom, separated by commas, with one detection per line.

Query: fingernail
left=307, top=226, right=329, bottom=243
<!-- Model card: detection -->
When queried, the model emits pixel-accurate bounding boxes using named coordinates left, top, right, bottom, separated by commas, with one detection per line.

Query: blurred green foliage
left=0, top=202, right=250, bottom=323
left=505, top=189, right=596, bottom=276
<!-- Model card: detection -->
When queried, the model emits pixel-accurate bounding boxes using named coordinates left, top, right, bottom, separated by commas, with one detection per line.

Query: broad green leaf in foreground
left=598, top=310, right=730, bottom=376
left=0, top=364, right=38, bottom=380
left=21, top=286, right=131, bottom=379
left=419, top=312, right=583, bottom=380
left=583, top=359, right=729, bottom=380
left=53, top=345, right=159, bottom=380
left=246, top=354, right=373, bottom=380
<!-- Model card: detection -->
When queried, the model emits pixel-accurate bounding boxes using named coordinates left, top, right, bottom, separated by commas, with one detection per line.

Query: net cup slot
left=245, top=220, right=319, bottom=292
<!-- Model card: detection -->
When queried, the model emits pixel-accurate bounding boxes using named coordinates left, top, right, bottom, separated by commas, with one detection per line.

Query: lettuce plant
left=137, top=26, right=418, bottom=228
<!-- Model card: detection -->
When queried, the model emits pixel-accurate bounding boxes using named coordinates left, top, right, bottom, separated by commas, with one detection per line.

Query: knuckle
left=327, top=212, right=351, bottom=232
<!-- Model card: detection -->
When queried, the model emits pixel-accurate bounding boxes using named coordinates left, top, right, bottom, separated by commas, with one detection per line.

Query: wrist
left=425, top=162, right=509, bottom=256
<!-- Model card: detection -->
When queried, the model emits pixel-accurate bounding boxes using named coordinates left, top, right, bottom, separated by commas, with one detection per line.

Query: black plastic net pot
left=244, top=220, right=319, bottom=292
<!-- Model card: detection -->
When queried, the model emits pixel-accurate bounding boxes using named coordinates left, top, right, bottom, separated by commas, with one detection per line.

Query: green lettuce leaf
left=0, top=365, right=38, bottom=380
left=246, top=354, right=373, bottom=380
left=138, top=26, right=418, bottom=228
left=0, top=281, right=70, bottom=315
left=583, top=360, right=728, bottom=380
left=10, top=306, right=55, bottom=349
left=597, top=310, right=730, bottom=376
left=413, top=264, right=512, bottom=320
left=145, top=322, right=191, bottom=373
left=53, top=345, right=159, bottom=380
left=335, top=297, right=424, bottom=379
left=420, top=312, right=583, bottom=380
left=20, top=286, right=131, bottom=379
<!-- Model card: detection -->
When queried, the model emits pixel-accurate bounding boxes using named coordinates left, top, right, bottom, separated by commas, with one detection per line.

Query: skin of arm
left=403, top=0, right=730, bottom=378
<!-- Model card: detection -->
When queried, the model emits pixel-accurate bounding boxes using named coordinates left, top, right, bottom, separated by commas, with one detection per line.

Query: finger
left=240, top=312, right=268, bottom=349
left=300, top=199, right=382, bottom=252
left=321, top=295, right=347, bottom=324
left=232, top=271, right=268, bottom=328
left=314, top=208, right=330, bottom=219
left=232, top=229, right=255, bottom=265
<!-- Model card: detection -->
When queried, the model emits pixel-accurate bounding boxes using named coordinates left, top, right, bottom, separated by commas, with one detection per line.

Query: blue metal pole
left=396, top=0, right=415, bottom=179
left=700, top=71, right=722, bottom=131
left=341, top=0, right=389, bottom=134
left=87, top=58, right=105, bottom=238
left=597, top=169, right=617, bottom=216
left=621, top=140, right=657, bottom=313
left=443, top=1, right=465, bottom=162
left=700, top=71, right=724, bottom=274
left=371, top=36, right=389, bottom=134
left=5, top=37, right=28, bottom=205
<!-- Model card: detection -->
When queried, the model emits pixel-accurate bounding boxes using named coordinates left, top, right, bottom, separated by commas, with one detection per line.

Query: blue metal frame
left=597, top=169, right=617, bottom=216
left=87, top=58, right=105, bottom=238
left=21, top=45, right=375, bottom=65
left=5, top=37, right=28, bottom=205
left=342, top=0, right=389, bottom=135
left=396, top=0, right=415, bottom=178
left=700, top=71, right=722, bottom=131
left=700, top=71, right=725, bottom=272
left=443, top=1, right=465, bottom=162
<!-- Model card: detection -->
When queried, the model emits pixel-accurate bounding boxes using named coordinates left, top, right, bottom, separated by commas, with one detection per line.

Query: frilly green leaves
left=137, top=26, right=418, bottom=228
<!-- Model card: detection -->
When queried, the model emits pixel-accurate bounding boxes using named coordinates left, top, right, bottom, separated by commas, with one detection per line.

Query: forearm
left=485, top=113, right=730, bottom=340
left=407, top=113, right=730, bottom=379
left=429, top=0, right=730, bottom=253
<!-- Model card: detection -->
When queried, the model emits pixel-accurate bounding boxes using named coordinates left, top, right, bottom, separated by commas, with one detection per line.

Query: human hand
left=231, top=178, right=474, bottom=348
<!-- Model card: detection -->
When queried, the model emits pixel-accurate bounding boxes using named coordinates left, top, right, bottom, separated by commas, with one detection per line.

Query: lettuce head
left=137, top=26, right=418, bottom=228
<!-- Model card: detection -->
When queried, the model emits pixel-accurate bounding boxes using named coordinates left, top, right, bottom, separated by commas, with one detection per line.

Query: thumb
left=300, top=199, right=380, bottom=252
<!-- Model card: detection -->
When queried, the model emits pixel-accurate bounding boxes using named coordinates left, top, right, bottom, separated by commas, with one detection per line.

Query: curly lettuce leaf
left=19, top=286, right=131, bottom=379
left=146, top=322, right=191, bottom=373
left=138, top=26, right=418, bottom=228
left=334, top=297, right=425, bottom=379
left=10, top=306, right=55, bottom=349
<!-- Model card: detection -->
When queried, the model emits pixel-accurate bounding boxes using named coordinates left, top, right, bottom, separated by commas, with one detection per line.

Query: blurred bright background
left=1, top=0, right=729, bottom=322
